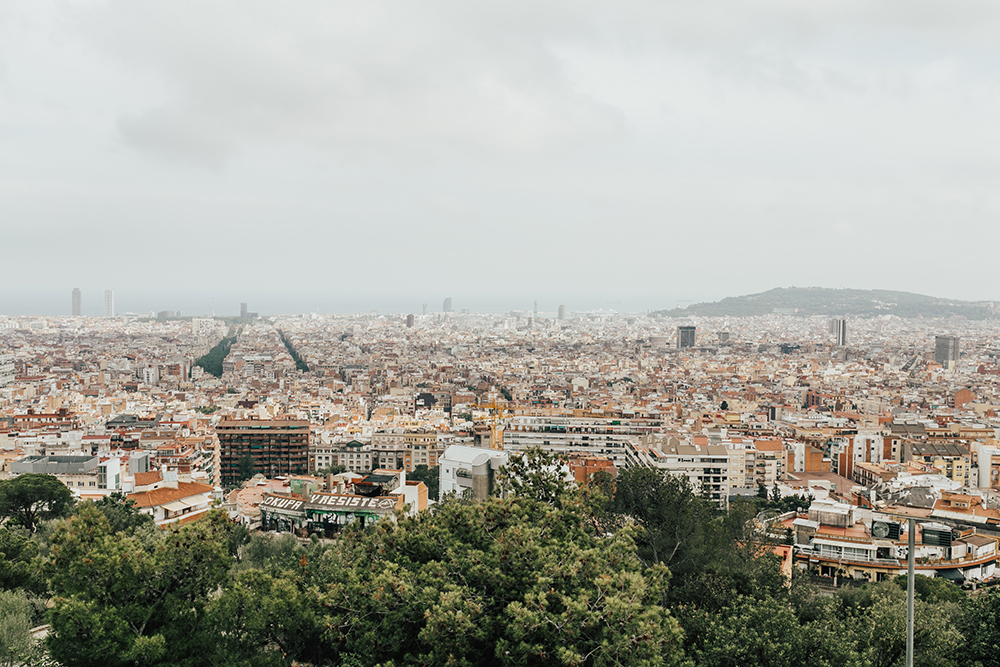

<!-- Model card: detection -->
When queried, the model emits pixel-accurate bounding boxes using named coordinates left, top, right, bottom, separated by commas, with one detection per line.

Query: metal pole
left=907, top=517, right=915, bottom=667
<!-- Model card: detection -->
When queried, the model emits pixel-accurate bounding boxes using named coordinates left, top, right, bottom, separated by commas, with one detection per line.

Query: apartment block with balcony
left=642, top=439, right=730, bottom=507
left=216, top=418, right=311, bottom=486
left=503, top=416, right=661, bottom=466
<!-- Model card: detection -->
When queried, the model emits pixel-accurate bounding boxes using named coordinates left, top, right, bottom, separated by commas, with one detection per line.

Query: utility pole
left=907, top=517, right=915, bottom=667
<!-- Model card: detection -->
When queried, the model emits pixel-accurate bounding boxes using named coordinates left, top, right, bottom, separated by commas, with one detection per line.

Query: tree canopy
left=5, top=453, right=989, bottom=667
left=406, top=464, right=440, bottom=501
left=0, top=474, right=74, bottom=532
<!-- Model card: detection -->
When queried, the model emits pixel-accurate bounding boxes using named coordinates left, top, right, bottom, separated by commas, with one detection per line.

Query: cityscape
left=5, top=1, right=1000, bottom=665
left=4, top=288, right=1000, bottom=662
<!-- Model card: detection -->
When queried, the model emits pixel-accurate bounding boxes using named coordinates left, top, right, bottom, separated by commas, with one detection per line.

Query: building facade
left=833, top=318, right=847, bottom=346
left=677, top=326, right=696, bottom=349
left=0, top=352, right=14, bottom=387
left=216, top=418, right=311, bottom=486
left=503, top=415, right=661, bottom=465
left=935, top=336, right=960, bottom=366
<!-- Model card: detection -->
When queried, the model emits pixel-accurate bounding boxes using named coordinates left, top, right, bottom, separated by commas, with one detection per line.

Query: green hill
left=655, top=287, right=999, bottom=319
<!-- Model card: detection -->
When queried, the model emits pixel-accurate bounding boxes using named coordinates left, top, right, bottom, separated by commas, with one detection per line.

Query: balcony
left=796, top=545, right=999, bottom=571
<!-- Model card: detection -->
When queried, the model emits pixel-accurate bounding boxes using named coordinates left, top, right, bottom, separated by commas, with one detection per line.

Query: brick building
left=216, top=418, right=311, bottom=486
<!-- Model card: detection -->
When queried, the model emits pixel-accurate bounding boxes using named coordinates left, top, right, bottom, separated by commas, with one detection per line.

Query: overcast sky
left=2, top=1, right=999, bottom=316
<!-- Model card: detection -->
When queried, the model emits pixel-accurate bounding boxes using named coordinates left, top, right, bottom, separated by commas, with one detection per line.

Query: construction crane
left=471, top=391, right=516, bottom=450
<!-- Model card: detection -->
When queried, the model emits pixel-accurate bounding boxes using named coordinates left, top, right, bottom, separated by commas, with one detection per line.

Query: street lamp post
left=873, top=511, right=917, bottom=667
left=907, top=516, right=915, bottom=667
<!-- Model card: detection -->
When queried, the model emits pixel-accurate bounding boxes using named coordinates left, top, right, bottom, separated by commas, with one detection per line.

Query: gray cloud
left=2, top=0, right=1000, bottom=315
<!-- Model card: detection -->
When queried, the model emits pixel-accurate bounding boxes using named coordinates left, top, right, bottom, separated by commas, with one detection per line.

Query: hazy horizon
left=1, top=288, right=696, bottom=317
left=2, top=284, right=996, bottom=318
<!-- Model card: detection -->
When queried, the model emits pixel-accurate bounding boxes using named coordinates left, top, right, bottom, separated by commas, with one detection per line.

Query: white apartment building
left=439, top=444, right=508, bottom=501
left=310, top=439, right=374, bottom=474
left=639, top=438, right=731, bottom=507
left=502, top=416, right=661, bottom=466
left=0, top=352, right=14, bottom=387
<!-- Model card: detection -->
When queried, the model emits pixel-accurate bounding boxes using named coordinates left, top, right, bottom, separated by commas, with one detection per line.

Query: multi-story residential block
left=904, top=441, right=972, bottom=487
left=216, top=418, right=311, bottom=486
left=0, top=352, right=14, bottom=387
left=750, top=439, right=784, bottom=487
left=371, top=430, right=442, bottom=471
left=646, top=441, right=730, bottom=506
left=503, top=416, right=660, bottom=465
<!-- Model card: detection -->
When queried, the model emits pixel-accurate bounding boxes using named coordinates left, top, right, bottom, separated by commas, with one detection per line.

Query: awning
left=939, top=569, right=965, bottom=582
left=162, top=501, right=187, bottom=512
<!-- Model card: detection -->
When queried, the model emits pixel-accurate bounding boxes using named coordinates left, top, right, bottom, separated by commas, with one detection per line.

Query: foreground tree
left=0, top=589, right=36, bottom=667
left=226, top=489, right=685, bottom=667
left=957, top=588, right=1000, bottom=667
left=86, top=493, right=155, bottom=534
left=495, top=447, right=572, bottom=505
left=334, top=495, right=680, bottom=666
left=238, top=453, right=256, bottom=482
left=0, top=528, right=45, bottom=594
left=0, top=473, right=74, bottom=532
left=46, top=505, right=233, bottom=667
left=608, top=466, right=728, bottom=574
left=407, top=464, right=440, bottom=501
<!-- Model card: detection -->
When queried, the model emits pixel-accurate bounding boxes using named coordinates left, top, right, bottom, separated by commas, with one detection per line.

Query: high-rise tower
left=833, top=318, right=847, bottom=346
left=443, top=297, right=453, bottom=313
left=72, top=288, right=81, bottom=316
left=677, top=326, right=696, bottom=349
left=935, top=336, right=960, bottom=366
left=104, top=290, right=114, bottom=317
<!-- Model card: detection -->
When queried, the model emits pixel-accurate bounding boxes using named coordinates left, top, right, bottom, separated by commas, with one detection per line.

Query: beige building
left=371, top=430, right=443, bottom=472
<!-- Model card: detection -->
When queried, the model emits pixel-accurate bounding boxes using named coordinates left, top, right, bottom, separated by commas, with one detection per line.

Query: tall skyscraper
left=677, top=326, right=696, bottom=349
left=558, top=305, right=566, bottom=321
left=104, top=290, right=114, bottom=317
left=406, top=314, right=415, bottom=328
left=443, top=297, right=453, bottom=313
left=240, top=302, right=248, bottom=319
left=935, top=336, right=960, bottom=366
left=72, top=288, right=81, bottom=316
left=833, top=318, right=847, bottom=346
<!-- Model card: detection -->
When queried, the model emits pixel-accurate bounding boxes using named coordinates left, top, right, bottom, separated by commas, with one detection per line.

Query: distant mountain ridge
left=656, top=287, right=999, bottom=319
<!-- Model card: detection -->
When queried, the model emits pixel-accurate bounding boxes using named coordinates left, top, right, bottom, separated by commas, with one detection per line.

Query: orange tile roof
left=128, top=481, right=214, bottom=508
left=754, top=439, right=784, bottom=452
left=133, top=471, right=163, bottom=486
